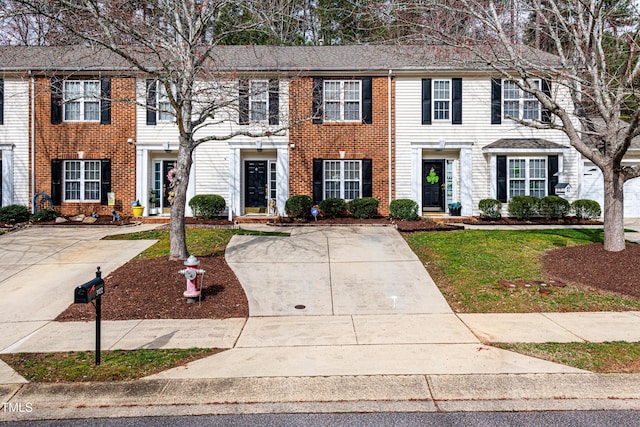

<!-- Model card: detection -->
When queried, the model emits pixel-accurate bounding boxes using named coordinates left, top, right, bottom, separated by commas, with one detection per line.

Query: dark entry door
left=245, top=160, right=268, bottom=212
left=422, top=160, right=445, bottom=212
left=162, top=160, right=176, bottom=213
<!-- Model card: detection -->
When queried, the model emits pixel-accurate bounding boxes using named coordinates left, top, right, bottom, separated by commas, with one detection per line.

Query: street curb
left=2, top=373, right=640, bottom=421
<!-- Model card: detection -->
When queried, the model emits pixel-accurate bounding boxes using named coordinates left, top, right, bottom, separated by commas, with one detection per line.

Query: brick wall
left=288, top=76, right=395, bottom=215
left=33, top=76, right=137, bottom=216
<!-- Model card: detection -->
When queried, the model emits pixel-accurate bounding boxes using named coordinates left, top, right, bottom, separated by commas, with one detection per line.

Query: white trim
left=0, top=144, right=14, bottom=206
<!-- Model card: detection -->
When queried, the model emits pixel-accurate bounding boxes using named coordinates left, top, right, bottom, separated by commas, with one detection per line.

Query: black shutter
left=548, top=155, right=559, bottom=196
left=0, top=79, right=4, bottom=125
left=146, top=79, right=156, bottom=126
left=51, top=159, right=62, bottom=205
left=312, top=78, right=323, bottom=124
left=491, top=78, right=502, bottom=125
left=51, top=77, right=63, bottom=125
left=100, top=159, right=111, bottom=205
left=100, top=78, right=111, bottom=125
left=541, top=79, right=552, bottom=124
left=362, top=159, right=372, bottom=198
left=497, top=155, right=507, bottom=203
left=269, top=79, right=279, bottom=125
left=362, top=77, right=372, bottom=124
left=238, top=79, right=249, bottom=125
left=452, top=78, right=462, bottom=125
left=421, top=78, right=431, bottom=125
left=313, top=159, right=323, bottom=203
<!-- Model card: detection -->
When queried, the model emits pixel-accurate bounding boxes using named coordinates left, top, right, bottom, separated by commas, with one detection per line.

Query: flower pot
left=450, top=207, right=461, bottom=216
left=131, top=206, right=145, bottom=216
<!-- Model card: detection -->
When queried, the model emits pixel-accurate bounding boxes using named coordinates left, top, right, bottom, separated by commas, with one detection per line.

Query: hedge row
left=478, top=197, right=601, bottom=220
left=285, top=196, right=379, bottom=220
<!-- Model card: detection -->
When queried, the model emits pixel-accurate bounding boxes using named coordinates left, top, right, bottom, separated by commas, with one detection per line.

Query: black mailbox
left=74, top=268, right=104, bottom=304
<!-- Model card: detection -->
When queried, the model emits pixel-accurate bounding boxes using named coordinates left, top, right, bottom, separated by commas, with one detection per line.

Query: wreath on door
left=426, top=167, right=440, bottom=184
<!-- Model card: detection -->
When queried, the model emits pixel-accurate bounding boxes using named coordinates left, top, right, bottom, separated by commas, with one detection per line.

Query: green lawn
left=106, top=227, right=287, bottom=259
left=494, top=342, right=640, bottom=373
left=0, top=348, right=221, bottom=382
left=404, top=229, right=640, bottom=313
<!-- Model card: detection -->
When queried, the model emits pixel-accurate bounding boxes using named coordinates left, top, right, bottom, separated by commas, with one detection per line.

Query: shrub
left=539, top=195, right=571, bottom=219
left=389, top=199, right=419, bottom=220
left=319, top=198, right=347, bottom=219
left=31, top=208, right=59, bottom=222
left=571, top=199, right=602, bottom=219
left=507, top=196, right=540, bottom=220
left=478, top=198, right=502, bottom=219
left=348, top=197, right=379, bottom=219
left=188, top=194, right=226, bottom=219
left=0, top=204, right=30, bottom=224
left=285, top=195, right=314, bottom=220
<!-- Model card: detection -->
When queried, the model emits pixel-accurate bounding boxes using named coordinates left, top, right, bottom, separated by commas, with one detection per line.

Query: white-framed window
left=64, top=160, right=101, bottom=201
left=63, top=80, right=100, bottom=121
left=433, top=79, right=451, bottom=121
left=508, top=157, right=546, bottom=199
left=249, top=80, right=269, bottom=122
left=157, top=83, right=175, bottom=122
left=503, top=79, right=541, bottom=121
left=324, top=160, right=361, bottom=200
left=324, top=80, right=361, bottom=122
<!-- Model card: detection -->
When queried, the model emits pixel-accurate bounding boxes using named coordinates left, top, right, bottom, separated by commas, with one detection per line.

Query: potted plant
left=448, top=202, right=462, bottom=216
left=131, top=200, right=145, bottom=217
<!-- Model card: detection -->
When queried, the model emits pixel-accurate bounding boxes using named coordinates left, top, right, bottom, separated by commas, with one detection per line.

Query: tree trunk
left=602, top=168, right=626, bottom=252
left=169, top=143, right=193, bottom=260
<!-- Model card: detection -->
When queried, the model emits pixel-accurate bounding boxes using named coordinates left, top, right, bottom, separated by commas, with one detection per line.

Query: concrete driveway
left=225, top=226, right=452, bottom=316
left=0, top=225, right=157, bottom=351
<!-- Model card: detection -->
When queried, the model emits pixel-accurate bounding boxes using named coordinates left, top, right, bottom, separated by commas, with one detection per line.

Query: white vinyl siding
left=0, top=79, right=29, bottom=206
left=63, top=80, right=100, bottom=122
left=394, top=77, right=578, bottom=216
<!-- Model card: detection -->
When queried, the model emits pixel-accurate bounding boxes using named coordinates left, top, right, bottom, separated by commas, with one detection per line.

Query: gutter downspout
left=388, top=69, right=393, bottom=210
left=30, top=71, right=35, bottom=213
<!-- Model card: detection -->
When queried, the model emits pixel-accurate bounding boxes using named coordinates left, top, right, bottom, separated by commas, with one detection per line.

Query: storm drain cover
left=294, top=305, right=306, bottom=310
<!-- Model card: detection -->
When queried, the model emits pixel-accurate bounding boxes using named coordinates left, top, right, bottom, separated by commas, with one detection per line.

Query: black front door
left=162, top=160, right=176, bottom=213
left=245, top=161, right=268, bottom=212
left=422, top=160, right=445, bottom=212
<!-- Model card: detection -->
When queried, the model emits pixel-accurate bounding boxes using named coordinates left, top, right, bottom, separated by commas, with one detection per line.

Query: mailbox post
left=74, top=267, right=105, bottom=366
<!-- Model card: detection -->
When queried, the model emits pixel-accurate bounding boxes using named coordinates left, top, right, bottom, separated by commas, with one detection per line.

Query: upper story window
left=157, top=83, right=175, bottom=122
left=433, top=79, right=451, bottom=121
left=249, top=80, right=269, bottom=122
left=324, top=80, right=361, bottom=122
left=63, top=80, right=100, bottom=122
left=503, top=80, right=541, bottom=121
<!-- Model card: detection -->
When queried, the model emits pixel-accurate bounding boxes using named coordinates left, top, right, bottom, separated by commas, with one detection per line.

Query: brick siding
left=33, top=76, right=137, bottom=216
left=288, top=77, right=395, bottom=215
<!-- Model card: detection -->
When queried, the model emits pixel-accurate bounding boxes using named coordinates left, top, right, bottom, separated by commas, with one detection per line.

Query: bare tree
left=386, top=0, right=640, bottom=252
left=15, top=0, right=290, bottom=259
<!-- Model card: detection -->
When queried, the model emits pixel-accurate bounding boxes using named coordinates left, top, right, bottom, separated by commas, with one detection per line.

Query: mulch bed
left=56, top=256, right=248, bottom=321
left=543, top=243, right=640, bottom=298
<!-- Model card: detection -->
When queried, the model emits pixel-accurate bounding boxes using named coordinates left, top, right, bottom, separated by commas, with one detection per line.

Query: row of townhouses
left=0, top=45, right=638, bottom=219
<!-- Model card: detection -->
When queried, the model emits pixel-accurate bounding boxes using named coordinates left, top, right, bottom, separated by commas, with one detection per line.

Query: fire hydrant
left=178, top=255, right=205, bottom=302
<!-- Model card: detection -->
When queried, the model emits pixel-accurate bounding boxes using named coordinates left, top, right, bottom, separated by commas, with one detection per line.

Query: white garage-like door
left=581, top=162, right=640, bottom=218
